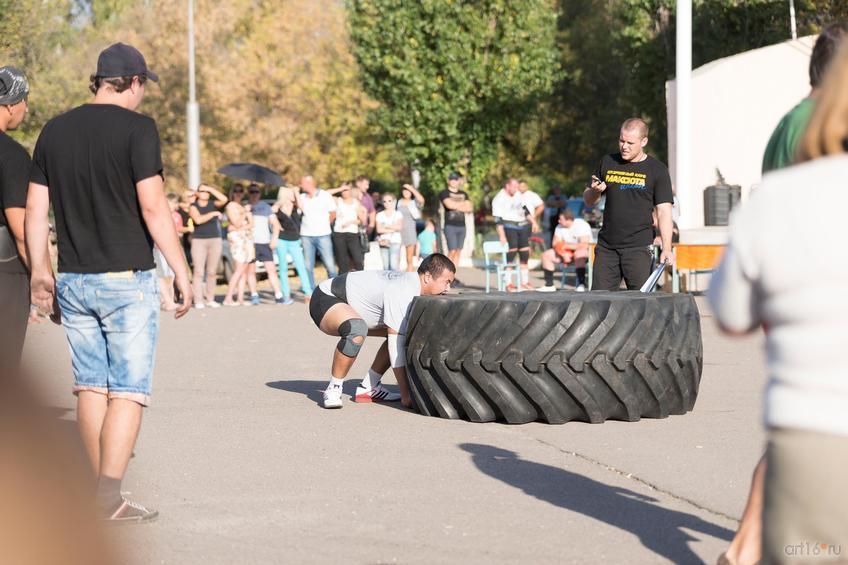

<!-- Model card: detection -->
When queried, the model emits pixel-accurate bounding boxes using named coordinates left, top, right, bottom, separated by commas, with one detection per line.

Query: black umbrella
left=217, top=162, right=284, bottom=186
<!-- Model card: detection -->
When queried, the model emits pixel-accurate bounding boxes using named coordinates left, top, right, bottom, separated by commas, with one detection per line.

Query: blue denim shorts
left=56, top=269, right=159, bottom=406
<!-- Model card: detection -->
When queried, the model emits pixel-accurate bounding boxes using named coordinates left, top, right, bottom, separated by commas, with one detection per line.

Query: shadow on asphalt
left=265, top=380, right=409, bottom=412
left=459, top=443, right=734, bottom=563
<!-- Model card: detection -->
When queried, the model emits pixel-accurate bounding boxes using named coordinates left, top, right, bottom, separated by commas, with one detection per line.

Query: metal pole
left=676, top=0, right=693, bottom=228
left=789, top=0, right=798, bottom=40
left=186, top=0, right=201, bottom=189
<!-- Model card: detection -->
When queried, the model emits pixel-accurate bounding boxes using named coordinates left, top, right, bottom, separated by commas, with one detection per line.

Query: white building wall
left=667, top=36, right=815, bottom=230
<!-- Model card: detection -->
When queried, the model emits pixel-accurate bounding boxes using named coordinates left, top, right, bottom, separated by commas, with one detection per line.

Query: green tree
left=507, top=0, right=848, bottom=196
left=347, top=0, right=560, bottom=199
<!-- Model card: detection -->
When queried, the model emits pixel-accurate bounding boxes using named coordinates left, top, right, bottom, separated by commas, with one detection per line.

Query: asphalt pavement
left=21, top=267, right=766, bottom=565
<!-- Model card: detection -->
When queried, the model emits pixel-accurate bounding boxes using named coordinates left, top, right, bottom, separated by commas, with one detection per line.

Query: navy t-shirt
left=30, top=104, right=163, bottom=273
left=595, top=153, right=673, bottom=249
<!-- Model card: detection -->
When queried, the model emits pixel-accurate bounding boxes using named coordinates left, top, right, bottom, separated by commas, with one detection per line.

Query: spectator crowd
left=161, top=170, right=602, bottom=310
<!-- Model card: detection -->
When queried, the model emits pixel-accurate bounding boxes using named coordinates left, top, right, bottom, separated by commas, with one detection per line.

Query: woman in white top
left=708, top=45, right=848, bottom=564
left=376, top=193, right=403, bottom=271
left=398, top=183, right=425, bottom=271
left=329, top=182, right=366, bottom=273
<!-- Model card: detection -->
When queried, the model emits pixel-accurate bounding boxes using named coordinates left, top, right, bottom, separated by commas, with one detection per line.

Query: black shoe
left=452, top=278, right=464, bottom=288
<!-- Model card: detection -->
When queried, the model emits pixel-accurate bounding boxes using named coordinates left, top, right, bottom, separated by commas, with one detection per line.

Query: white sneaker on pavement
left=576, top=284, right=586, bottom=292
left=354, top=382, right=401, bottom=403
left=323, top=384, right=343, bottom=409
left=536, top=285, right=556, bottom=293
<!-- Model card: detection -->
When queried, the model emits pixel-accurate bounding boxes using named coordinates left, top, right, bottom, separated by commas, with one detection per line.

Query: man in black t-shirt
left=0, top=66, right=33, bottom=367
left=583, top=118, right=675, bottom=290
left=26, top=43, right=192, bottom=524
left=439, top=171, right=472, bottom=270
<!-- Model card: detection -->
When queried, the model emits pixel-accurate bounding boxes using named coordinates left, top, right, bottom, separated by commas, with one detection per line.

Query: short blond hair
left=799, top=44, right=848, bottom=162
left=621, top=117, right=649, bottom=139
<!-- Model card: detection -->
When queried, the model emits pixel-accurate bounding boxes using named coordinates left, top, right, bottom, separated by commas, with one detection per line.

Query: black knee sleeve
left=519, top=249, right=530, bottom=263
left=337, top=318, right=367, bottom=357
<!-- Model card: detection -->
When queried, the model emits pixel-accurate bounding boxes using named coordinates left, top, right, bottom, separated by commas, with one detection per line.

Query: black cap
left=95, top=43, right=159, bottom=82
left=448, top=171, right=461, bottom=180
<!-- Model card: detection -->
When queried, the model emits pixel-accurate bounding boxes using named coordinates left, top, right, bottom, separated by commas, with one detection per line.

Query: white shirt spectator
left=708, top=155, right=848, bottom=436
left=299, top=189, right=337, bottom=237
left=491, top=189, right=527, bottom=223
left=554, top=218, right=593, bottom=244
left=376, top=210, right=403, bottom=245
left=334, top=198, right=360, bottom=234
left=250, top=200, right=273, bottom=244
left=522, top=189, right=544, bottom=215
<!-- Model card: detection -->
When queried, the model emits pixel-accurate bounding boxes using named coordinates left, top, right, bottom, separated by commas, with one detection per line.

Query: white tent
left=667, top=35, right=815, bottom=237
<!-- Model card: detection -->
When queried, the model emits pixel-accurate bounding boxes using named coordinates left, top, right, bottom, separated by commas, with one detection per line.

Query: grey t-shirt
left=319, top=271, right=421, bottom=333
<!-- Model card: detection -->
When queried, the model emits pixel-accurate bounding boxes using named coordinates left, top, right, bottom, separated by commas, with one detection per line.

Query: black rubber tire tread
left=405, top=291, right=703, bottom=425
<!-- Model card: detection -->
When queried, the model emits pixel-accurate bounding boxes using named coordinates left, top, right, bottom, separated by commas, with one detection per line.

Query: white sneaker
left=206, top=301, right=221, bottom=308
left=354, top=383, right=401, bottom=403
left=576, top=284, right=586, bottom=292
left=323, top=384, right=343, bottom=409
left=536, top=285, right=556, bottom=293
left=194, top=303, right=205, bottom=309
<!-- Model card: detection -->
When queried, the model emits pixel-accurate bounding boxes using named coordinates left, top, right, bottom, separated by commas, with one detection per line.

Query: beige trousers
left=763, top=427, right=848, bottom=564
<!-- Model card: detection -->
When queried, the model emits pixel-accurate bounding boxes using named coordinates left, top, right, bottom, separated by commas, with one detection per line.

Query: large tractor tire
left=405, top=291, right=702, bottom=425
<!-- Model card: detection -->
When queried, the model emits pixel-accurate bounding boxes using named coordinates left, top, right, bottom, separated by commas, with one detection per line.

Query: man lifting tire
left=309, top=253, right=455, bottom=409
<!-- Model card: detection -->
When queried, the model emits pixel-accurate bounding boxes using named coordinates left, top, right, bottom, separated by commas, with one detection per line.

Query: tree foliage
left=1, top=0, right=403, bottom=192
left=503, top=0, right=848, bottom=195
left=347, top=0, right=560, bottom=199
left=2, top=0, right=846, bottom=198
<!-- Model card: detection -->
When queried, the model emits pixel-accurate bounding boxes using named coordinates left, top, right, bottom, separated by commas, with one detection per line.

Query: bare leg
left=541, top=249, right=557, bottom=271
left=237, top=266, right=248, bottom=303
left=448, top=248, right=461, bottom=266
left=319, top=303, right=366, bottom=380
left=98, top=399, right=143, bottom=481
left=721, top=455, right=765, bottom=565
left=264, top=261, right=282, bottom=295
left=371, top=338, right=390, bottom=374
left=224, top=262, right=248, bottom=304
left=77, top=391, right=109, bottom=476
left=405, top=244, right=416, bottom=272
left=246, top=262, right=258, bottom=295
left=159, top=276, right=175, bottom=308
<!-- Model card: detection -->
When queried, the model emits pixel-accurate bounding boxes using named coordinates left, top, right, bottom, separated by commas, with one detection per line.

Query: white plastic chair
left=482, top=240, right=520, bottom=293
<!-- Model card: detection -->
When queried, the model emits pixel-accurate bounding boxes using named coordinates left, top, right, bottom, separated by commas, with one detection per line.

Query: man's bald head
left=618, top=118, right=650, bottom=162
left=621, top=118, right=649, bottom=139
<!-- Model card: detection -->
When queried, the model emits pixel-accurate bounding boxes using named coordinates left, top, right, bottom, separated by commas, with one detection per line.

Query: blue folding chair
left=482, top=240, right=520, bottom=293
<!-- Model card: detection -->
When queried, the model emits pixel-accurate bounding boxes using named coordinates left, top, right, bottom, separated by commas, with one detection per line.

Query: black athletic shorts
left=591, top=244, right=653, bottom=291
left=308, top=273, right=348, bottom=327
left=504, top=225, right=531, bottom=250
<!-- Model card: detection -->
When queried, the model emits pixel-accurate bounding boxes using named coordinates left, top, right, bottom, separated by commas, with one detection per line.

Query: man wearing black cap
left=0, top=66, right=34, bottom=367
left=26, top=43, right=192, bottom=524
left=439, top=171, right=472, bottom=272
